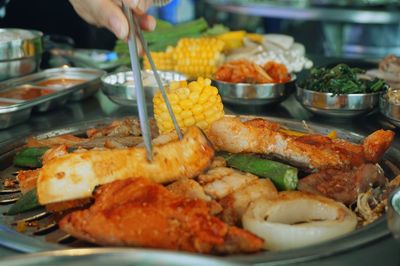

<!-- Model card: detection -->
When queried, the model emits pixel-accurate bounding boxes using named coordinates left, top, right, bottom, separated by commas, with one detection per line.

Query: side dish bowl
left=101, top=70, right=187, bottom=106
left=380, top=92, right=400, bottom=127
left=0, top=29, right=43, bottom=81
left=213, top=75, right=296, bottom=106
left=296, top=85, right=381, bottom=117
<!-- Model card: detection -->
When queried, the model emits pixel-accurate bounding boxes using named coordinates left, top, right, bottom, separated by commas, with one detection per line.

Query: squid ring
left=242, top=191, right=357, bottom=251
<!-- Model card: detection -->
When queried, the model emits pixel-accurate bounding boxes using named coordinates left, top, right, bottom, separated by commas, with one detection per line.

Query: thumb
left=99, top=1, right=129, bottom=39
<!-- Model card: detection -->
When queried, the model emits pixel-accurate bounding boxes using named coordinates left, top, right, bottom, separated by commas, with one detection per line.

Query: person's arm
left=69, top=0, right=156, bottom=40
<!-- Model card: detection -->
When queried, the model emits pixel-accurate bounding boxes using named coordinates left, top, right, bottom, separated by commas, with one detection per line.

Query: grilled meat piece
left=208, top=117, right=394, bottom=170
left=298, top=164, right=386, bottom=205
left=37, top=126, right=214, bottom=205
left=28, top=135, right=144, bottom=149
left=26, top=135, right=85, bottom=148
left=86, top=117, right=158, bottom=138
left=59, top=178, right=263, bottom=254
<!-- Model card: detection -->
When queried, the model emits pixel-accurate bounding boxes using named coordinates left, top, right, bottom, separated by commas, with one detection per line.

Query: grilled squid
left=242, top=191, right=357, bottom=251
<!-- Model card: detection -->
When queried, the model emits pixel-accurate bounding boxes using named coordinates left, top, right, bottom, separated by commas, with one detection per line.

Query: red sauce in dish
left=0, top=87, right=55, bottom=100
left=0, top=102, right=14, bottom=106
left=37, top=78, right=86, bottom=87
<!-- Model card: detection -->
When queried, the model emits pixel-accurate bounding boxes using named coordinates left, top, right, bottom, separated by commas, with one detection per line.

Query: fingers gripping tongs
left=122, top=3, right=182, bottom=162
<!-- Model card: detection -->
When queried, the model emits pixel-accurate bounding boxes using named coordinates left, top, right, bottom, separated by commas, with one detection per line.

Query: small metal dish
left=388, top=187, right=400, bottom=240
left=0, top=29, right=43, bottom=81
left=213, top=75, right=296, bottom=105
left=296, top=85, right=380, bottom=117
left=379, top=92, right=400, bottom=127
left=101, top=70, right=187, bottom=106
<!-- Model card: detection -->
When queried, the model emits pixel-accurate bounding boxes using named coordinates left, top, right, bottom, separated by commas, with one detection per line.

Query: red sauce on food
left=37, top=78, right=85, bottom=87
left=0, top=87, right=55, bottom=100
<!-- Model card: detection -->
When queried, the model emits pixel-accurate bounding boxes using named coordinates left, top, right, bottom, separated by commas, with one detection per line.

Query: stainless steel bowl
left=213, top=75, right=296, bottom=105
left=0, top=29, right=43, bottom=81
left=296, top=86, right=380, bottom=117
left=101, top=70, right=187, bottom=106
left=379, top=92, right=400, bottom=127
left=388, top=187, right=400, bottom=240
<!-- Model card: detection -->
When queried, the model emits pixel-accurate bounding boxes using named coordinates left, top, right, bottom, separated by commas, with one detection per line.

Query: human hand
left=69, top=0, right=156, bottom=40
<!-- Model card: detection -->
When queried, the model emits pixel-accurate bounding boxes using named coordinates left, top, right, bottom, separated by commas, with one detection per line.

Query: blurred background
left=1, top=0, right=400, bottom=59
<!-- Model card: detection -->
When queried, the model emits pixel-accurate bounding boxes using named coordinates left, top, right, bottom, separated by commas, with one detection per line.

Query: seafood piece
left=242, top=191, right=357, bottom=251
left=198, top=167, right=258, bottom=199
left=17, top=169, right=39, bottom=194
left=197, top=167, right=278, bottom=225
left=219, top=179, right=278, bottom=225
left=298, top=163, right=386, bottom=205
left=167, top=179, right=212, bottom=202
left=37, top=127, right=214, bottom=204
left=60, top=178, right=263, bottom=254
left=167, top=179, right=222, bottom=215
left=42, top=145, right=69, bottom=164
left=208, top=117, right=394, bottom=170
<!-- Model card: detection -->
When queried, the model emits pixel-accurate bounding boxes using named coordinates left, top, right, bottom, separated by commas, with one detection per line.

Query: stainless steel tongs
left=122, top=2, right=182, bottom=162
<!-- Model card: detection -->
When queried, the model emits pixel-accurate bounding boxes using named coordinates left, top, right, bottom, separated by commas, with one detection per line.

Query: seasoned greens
left=299, top=64, right=386, bottom=94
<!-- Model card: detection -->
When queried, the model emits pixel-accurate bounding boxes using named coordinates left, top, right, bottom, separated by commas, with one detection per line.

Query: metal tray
left=0, top=248, right=238, bottom=266
left=0, top=116, right=398, bottom=265
left=0, top=67, right=105, bottom=129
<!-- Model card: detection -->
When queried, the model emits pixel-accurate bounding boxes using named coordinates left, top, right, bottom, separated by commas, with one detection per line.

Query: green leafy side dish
left=299, top=64, right=387, bottom=94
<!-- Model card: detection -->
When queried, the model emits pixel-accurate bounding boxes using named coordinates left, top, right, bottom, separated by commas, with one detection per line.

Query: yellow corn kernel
left=183, top=117, right=196, bottom=127
left=192, top=104, right=203, bottom=115
left=188, top=81, right=202, bottom=92
left=179, top=99, right=193, bottom=110
left=180, top=110, right=193, bottom=119
left=196, top=121, right=208, bottom=129
left=171, top=104, right=182, bottom=114
left=194, top=113, right=205, bottom=121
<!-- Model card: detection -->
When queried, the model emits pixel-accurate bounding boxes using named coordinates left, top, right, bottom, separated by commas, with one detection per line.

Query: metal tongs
left=122, top=3, right=182, bottom=162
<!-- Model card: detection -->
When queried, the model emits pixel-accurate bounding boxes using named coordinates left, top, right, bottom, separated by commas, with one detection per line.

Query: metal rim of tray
left=0, top=248, right=238, bottom=266
left=0, top=115, right=397, bottom=265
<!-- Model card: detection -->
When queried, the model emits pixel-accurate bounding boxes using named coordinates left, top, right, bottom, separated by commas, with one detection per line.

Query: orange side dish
left=214, top=60, right=291, bottom=84
left=0, top=101, right=15, bottom=106
left=37, top=78, right=85, bottom=88
left=0, top=87, right=55, bottom=100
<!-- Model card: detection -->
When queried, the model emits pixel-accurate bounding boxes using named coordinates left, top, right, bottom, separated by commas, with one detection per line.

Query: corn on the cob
left=143, top=48, right=174, bottom=71
left=153, top=77, right=224, bottom=134
left=173, top=38, right=225, bottom=78
left=144, top=38, right=225, bottom=79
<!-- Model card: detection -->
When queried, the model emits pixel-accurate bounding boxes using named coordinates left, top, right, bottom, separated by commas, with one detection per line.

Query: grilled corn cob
left=153, top=77, right=224, bottom=134
left=143, top=48, right=174, bottom=71
left=144, top=38, right=225, bottom=79
left=173, top=38, right=225, bottom=78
